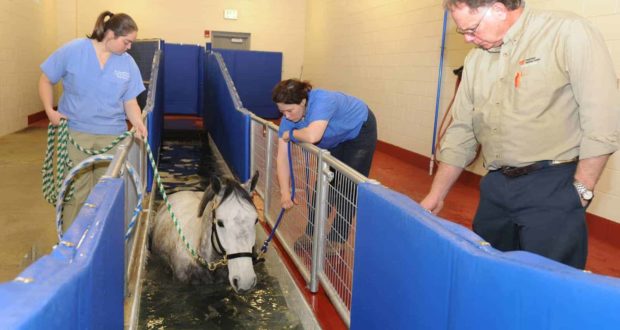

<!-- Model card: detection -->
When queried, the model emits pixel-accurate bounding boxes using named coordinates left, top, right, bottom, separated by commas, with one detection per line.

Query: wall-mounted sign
left=224, top=9, right=238, bottom=20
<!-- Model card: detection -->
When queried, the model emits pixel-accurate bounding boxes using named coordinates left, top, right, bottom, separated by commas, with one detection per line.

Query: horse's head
left=199, top=171, right=259, bottom=293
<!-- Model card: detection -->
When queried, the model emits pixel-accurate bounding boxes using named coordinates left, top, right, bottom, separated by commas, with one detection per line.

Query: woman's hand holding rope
left=47, top=111, right=67, bottom=126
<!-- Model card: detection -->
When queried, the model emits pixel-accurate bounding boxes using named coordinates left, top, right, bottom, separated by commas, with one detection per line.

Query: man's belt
left=497, top=158, right=578, bottom=178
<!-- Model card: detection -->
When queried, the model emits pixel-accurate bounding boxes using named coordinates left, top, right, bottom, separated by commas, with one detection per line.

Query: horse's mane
left=196, top=135, right=256, bottom=217
left=197, top=174, right=256, bottom=218
left=221, top=177, right=254, bottom=206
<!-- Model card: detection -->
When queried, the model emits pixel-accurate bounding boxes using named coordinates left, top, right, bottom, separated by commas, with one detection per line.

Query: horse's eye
left=217, top=220, right=224, bottom=228
left=255, top=218, right=259, bottom=224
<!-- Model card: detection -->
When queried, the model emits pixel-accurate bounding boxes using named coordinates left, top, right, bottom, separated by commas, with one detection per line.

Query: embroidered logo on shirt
left=114, top=70, right=130, bottom=80
left=518, top=57, right=541, bottom=67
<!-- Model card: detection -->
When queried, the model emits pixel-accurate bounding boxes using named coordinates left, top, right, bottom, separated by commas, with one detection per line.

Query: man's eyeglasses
left=456, top=6, right=492, bottom=36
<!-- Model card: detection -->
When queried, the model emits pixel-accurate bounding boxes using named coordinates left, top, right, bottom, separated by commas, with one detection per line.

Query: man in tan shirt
left=421, top=0, right=619, bottom=269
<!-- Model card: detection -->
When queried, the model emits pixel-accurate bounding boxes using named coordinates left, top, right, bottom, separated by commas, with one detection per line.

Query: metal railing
left=212, top=47, right=374, bottom=326
left=250, top=113, right=375, bottom=327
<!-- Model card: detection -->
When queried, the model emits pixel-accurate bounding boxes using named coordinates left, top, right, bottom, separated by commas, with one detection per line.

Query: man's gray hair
left=442, top=0, right=523, bottom=11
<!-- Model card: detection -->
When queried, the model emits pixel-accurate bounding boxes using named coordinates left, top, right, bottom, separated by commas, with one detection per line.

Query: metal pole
left=103, top=136, right=134, bottom=178
left=430, top=9, right=449, bottom=175
left=264, top=126, right=275, bottom=221
left=310, top=149, right=331, bottom=292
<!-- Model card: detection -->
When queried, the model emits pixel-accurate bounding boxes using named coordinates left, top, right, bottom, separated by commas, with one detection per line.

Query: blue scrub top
left=41, top=38, right=145, bottom=135
left=278, top=89, right=368, bottom=149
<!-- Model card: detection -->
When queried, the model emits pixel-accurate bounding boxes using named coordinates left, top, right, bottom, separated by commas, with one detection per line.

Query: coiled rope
left=55, top=154, right=143, bottom=242
left=42, top=118, right=131, bottom=205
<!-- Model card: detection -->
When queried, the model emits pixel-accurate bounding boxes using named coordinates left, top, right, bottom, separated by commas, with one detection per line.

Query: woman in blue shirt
left=273, top=79, right=377, bottom=253
left=38, top=11, right=145, bottom=227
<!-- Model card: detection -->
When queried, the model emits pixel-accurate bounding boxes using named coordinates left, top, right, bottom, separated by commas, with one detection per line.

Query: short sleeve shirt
left=278, top=89, right=369, bottom=149
left=41, top=38, right=145, bottom=135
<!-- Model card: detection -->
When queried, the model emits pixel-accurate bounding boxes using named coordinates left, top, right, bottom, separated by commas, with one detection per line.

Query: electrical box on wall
left=224, top=9, right=238, bottom=20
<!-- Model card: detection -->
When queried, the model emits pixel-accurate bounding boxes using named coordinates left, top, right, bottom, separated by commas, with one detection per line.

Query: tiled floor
left=0, top=125, right=56, bottom=282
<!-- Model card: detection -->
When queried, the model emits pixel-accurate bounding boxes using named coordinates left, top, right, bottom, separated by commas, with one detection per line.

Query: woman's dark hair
left=88, top=11, right=138, bottom=41
left=272, top=79, right=313, bottom=104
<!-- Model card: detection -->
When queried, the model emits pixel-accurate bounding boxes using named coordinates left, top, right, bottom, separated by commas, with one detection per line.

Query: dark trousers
left=305, top=109, right=377, bottom=242
left=473, top=162, right=588, bottom=269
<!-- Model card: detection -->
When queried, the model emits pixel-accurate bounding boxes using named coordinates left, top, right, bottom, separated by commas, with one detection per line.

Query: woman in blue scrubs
left=273, top=79, right=377, bottom=253
left=38, top=11, right=145, bottom=227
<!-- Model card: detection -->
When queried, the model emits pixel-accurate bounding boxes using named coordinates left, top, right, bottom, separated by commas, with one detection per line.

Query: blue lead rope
left=260, top=139, right=296, bottom=254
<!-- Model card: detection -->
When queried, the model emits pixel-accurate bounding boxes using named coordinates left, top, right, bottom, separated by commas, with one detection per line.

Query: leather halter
left=209, top=203, right=255, bottom=262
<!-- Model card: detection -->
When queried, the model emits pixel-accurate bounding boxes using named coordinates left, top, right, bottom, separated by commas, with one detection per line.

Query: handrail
left=104, top=137, right=134, bottom=178
left=144, top=49, right=162, bottom=114
left=212, top=51, right=245, bottom=112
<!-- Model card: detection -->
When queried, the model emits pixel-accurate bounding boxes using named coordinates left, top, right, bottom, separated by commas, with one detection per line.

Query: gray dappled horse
left=150, top=172, right=259, bottom=293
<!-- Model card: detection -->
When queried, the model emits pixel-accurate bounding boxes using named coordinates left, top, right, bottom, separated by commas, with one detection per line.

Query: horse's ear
left=211, top=176, right=222, bottom=194
left=243, top=171, right=259, bottom=193
left=197, top=177, right=222, bottom=217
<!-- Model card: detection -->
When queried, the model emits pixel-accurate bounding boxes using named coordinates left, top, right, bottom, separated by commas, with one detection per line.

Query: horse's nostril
left=232, top=276, right=240, bottom=290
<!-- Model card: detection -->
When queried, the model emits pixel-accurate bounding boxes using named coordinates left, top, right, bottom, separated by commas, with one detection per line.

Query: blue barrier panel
left=127, top=40, right=160, bottom=82
left=198, top=48, right=205, bottom=118
left=0, top=179, right=125, bottom=330
left=449, top=249, right=620, bottom=329
left=147, top=40, right=165, bottom=192
left=204, top=52, right=251, bottom=181
left=350, top=183, right=620, bottom=330
left=127, top=39, right=160, bottom=112
left=215, top=49, right=282, bottom=119
left=163, top=43, right=203, bottom=115
left=350, top=183, right=456, bottom=329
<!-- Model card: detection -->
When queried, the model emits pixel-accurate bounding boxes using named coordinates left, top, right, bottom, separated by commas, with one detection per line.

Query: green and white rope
left=42, top=118, right=132, bottom=205
left=42, top=120, right=71, bottom=204
left=54, top=154, right=141, bottom=241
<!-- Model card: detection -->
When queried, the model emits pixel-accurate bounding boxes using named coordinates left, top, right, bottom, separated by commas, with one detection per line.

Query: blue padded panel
left=215, top=49, right=282, bottom=119
left=0, top=179, right=125, bottom=329
left=351, top=182, right=620, bottom=330
left=198, top=49, right=205, bottom=118
left=351, top=183, right=458, bottom=329
left=204, top=53, right=251, bottom=181
left=147, top=40, right=165, bottom=192
left=163, top=43, right=202, bottom=115
left=449, top=250, right=620, bottom=330
left=127, top=40, right=160, bottom=82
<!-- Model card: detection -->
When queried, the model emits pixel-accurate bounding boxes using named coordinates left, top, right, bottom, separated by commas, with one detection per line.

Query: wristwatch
left=573, top=181, right=594, bottom=201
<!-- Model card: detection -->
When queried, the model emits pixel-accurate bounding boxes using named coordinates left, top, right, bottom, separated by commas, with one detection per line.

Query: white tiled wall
left=0, top=0, right=56, bottom=136
left=303, top=0, right=620, bottom=223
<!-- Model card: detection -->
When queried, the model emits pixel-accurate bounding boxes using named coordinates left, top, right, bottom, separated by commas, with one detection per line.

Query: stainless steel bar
left=264, top=125, right=275, bottom=219
left=103, top=137, right=134, bottom=178
left=309, top=150, right=330, bottom=292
